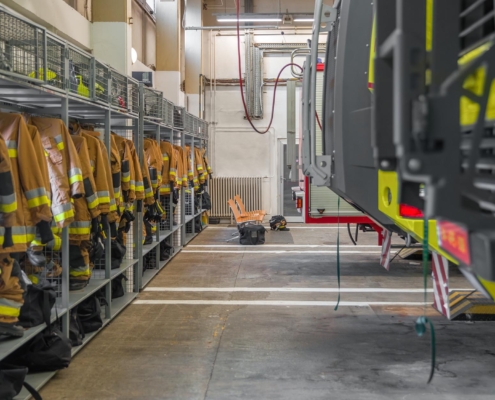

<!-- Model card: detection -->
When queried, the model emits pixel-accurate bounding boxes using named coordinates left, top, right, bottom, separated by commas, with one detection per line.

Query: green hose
left=415, top=216, right=436, bottom=383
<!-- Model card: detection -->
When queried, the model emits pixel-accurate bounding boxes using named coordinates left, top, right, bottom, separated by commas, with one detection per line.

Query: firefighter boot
left=143, top=219, right=153, bottom=245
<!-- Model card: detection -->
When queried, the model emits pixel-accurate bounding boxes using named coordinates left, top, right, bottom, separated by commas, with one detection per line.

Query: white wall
left=207, top=32, right=312, bottom=215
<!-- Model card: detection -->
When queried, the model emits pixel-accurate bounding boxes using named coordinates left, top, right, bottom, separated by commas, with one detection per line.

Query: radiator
left=210, top=177, right=263, bottom=218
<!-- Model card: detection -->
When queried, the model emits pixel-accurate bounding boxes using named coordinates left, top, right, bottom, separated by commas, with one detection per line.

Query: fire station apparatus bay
left=40, top=225, right=495, bottom=400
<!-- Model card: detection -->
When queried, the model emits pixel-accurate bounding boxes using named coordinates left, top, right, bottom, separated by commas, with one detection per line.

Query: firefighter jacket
left=112, top=133, right=134, bottom=204
left=202, top=148, right=212, bottom=176
left=159, top=141, right=177, bottom=194
left=194, top=147, right=206, bottom=184
left=174, top=148, right=184, bottom=189
left=73, top=128, right=111, bottom=216
left=127, top=140, right=145, bottom=201
left=0, top=136, right=16, bottom=235
left=110, top=135, right=122, bottom=207
left=185, top=146, right=194, bottom=183
left=27, top=124, right=56, bottom=247
left=174, top=145, right=188, bottom=188
left=31, top=117, right=85, bottom=229
left=184, top=146, right=199, bottom=191
left=69, top=135, right=101, bottom=241
left=0, top=114, right=52, bottom=252
left=141, top=148, right=155, bottom=205
left=27, top=125, right=51, bottom=205
left=84, top=131, right=120, bottom=222
left=144, top=138, right=162, bottom=194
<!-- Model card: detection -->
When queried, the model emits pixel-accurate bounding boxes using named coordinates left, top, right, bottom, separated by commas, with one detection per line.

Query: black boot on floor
left=0, top=322, right=24, bottom=338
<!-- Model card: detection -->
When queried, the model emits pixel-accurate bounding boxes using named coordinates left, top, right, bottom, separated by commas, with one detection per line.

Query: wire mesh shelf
left=174, top=106, right=185, bottom=129
left=143, top=247, right=157, bottom=271
left=67, top=45, right=93, bottom=99
left=143, top=87, right=163, bottom=121
left=110, top=67, right=128, bottom=111
left=159, top=193, right=172, bottom=232
left=186, top=220, right=193, bottom=234
left=21, top=242, right=64, bottom=308
left=89, top=237, right=107, bottom=280
left=193, top=117, right=199, bottom=137
left=184, top=112, right=193, bottom=134
left=94, top=60, right=109, bottom=103
left=0, top=9, right=45, bottom=82
left=45, top=33, right=65, bottom=91
left=128, top=77, right=140, bottom=115
left=199, top=120, right=208, bottom=139
left=185, top=188, right=193, bottom=217
left=163, top=98, right=174, bottom=127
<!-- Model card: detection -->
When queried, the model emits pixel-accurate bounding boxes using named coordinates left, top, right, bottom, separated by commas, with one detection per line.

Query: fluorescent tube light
left=294, top=19, right=314, bottom=22
left=217, top=18, right=282, bottom=22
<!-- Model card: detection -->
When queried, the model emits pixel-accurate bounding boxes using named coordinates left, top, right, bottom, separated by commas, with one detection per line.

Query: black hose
left=347, top=224, right=357, bottom=246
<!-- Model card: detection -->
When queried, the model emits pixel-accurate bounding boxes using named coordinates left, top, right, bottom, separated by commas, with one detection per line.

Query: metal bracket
left=320, top=4, right=338, bottom=33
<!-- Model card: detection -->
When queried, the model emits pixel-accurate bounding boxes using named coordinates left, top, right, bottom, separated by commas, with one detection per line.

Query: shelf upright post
left=181, top=130, right=186, bottom=247
left=155, top=123, right=160, bottom=269
left=169, top=129, right=174, bottom=236
left=191, top=134, right=196, bottom=235
left=104, top=108, right=112, bottom=319
left=42, top=30, right=47, bottom=82
left=60, top=95, right=70, bottom=336
left=134, top=83, right=145, bottom=290
left=199, top=136, right=203, bottom=214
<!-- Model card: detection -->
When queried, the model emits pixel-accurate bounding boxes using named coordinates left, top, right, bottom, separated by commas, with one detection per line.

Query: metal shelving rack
left=0, top=6, right=209, bottom=399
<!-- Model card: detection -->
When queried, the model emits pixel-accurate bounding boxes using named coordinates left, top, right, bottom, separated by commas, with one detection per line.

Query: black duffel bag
left=18, top=283, right=56, bottom=329
left=0, top=367, right=42, bottom=400
left=239, top=224, right=266, bottom=245
left=4, top=325, right=72, bottom=373
left=202, top=191, right=211, bottom=210
left=69, top=308, right=85, bottom=347
left=78, top=294, right=107, bottom=334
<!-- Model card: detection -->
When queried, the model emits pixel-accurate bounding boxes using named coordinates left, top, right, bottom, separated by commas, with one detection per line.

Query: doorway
left=279, top=139, right=303, bottom=223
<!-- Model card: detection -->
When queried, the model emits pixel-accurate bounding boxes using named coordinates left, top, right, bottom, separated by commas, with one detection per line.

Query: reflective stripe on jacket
left=112, top=133, right=135, bottom=203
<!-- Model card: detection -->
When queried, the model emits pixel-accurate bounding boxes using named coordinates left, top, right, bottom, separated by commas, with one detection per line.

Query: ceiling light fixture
left=217, top=18, right=283, bottom=22
left=131, top=48, right=138, bottom=64
left=215, top=13, right=314, bottom=24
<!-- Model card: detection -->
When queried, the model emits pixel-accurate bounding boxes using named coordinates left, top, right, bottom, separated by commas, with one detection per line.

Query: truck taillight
left=297, top=198, right=303, bottom=209
left=399, top=204, right=424, bottom=218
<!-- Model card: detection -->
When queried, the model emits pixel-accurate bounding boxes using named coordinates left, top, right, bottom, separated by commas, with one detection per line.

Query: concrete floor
left=41, top=225, right=495, bottom=400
